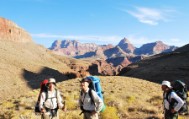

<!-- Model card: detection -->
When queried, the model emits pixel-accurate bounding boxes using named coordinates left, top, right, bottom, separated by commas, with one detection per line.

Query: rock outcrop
left=134, top=41, right=177, bottom=55
left=49, top=40, right=114, bottom=58
left=88, top=60, right=117, bottom=76
left=119, top=43, right=189, bottom=86
left=0, top=17, right=32, bottom=42
left=117, top=37, right=136, bottom=53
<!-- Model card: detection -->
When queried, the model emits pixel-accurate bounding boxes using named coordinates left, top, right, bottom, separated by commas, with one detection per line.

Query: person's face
left=80, top=81, right=89, bottom=90
left=48, top=83, right=55, bottom=89
left=161, top=85, right=168, bottom=92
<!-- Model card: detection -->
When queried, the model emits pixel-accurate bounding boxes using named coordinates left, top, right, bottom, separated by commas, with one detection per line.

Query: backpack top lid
left=41, top=79, right=48, bottom=86
left=87, top=76, right=100, bottom=83
left=40, top=79, right=49, bottom=92
left=172, top=80, right=186, bottom=91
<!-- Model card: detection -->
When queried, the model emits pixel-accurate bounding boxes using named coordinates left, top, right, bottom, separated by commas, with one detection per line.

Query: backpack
left=35, top=79, right=49, bottom=113
left=165, top=80, right=188, bottom=115
left=172, top=80, right=188, bottom=115
left=86, top=76, right=106, bottom=112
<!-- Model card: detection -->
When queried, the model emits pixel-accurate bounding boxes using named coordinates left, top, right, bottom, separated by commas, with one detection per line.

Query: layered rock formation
left=49, top=39, right=177, bottom=76
left=50, top=39, right=177, bottom=59
left=117, top=37, right=136, bottom=53
left=119, top=43, right=189, bottom=86
left=50, top=40, right=114, bottom=58
left=0, top=17, right=32, bottom=42
left=134, top=41, right=177, bottom=55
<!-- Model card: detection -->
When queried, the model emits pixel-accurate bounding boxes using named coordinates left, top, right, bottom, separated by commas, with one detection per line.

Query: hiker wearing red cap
left=39, top=78, right=66, bottom=119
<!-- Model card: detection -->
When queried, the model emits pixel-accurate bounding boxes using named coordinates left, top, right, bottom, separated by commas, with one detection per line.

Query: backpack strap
left=43, top=89, right=58, bottom=105
left=89, top=88, right=96, bottom=107
left=43, top=89, right=59, bottom=111
left=165, top=90, right=172, bottom=102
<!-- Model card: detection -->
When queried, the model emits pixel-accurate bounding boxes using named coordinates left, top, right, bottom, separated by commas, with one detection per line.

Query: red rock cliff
left=0, top=17, right=32, bottom=42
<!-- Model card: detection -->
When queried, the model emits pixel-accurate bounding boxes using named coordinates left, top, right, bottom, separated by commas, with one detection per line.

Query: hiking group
left=35, top=75, right=188, bottom=119
left=35, top=75, right=105, bottom=119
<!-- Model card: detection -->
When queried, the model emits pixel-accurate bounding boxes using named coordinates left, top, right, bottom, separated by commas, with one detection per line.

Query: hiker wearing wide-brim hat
left=162, top=80, right=184, bottom=119
left=79, top=77, right=103, bottom=119
left=39, top=78, right=66, bottom=119
left=47, top=78, right=57, bottom=87
left=80, top=77, right=91, bottom=83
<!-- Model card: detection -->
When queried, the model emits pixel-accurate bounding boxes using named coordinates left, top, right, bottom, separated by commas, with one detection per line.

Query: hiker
left=39, top=78, right=66, bottom=119
left=79, top=77, right=104, bottom=119
left=162, top=80, right=185, bottom=119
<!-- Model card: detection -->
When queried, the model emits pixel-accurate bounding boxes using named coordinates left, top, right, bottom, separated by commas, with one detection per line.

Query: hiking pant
left=83, top=112, right=99, bottom=119
left=164, top=110, right=178, bottom=119
left=41, top=110, right=59, bottom=119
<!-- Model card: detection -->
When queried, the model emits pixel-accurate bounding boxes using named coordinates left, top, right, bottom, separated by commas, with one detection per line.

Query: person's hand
left=91, top=111, right=97, bottom=115
left=62, top=106, right=67, bottom=112
left=41, top=108, right=46, bottom=113
left=171, top=109, right=176, bottom=113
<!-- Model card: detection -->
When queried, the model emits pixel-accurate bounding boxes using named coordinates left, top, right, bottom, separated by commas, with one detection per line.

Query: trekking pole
left=79, top=111, right=83, bottom=115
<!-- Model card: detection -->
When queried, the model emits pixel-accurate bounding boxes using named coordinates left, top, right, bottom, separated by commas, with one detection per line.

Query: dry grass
left=0, top=41, right=91, bottom=101
left=0, top=76, right=188, bottom=119
left=0, top=76, right=167, bottom=119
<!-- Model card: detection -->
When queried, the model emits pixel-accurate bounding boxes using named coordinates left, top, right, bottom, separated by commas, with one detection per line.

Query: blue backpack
left=87, top=76, right=106, bottom=112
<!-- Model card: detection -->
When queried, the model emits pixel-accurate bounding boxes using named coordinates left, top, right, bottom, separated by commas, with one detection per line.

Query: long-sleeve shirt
left=39, top=89, right=64, bottom=110
left=163, top=91, right=184, bottom=112
left=79, top=88, right=104, bottom=113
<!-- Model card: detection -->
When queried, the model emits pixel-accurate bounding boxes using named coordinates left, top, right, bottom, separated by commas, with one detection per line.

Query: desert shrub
left=101, top=106, right=119, bottom=119
left=126, top=96, right=136, bottom=104
left=0, top=111, right=14, bottom=119
left=65, top=100, right=78, bottom=110
left=137, top=107, right=157, bottom=114
left=60, top=110, right=82, bottom=119
left=128, top=107, right=136, bottom=112
left=178, top=116, right=187, bottom=119
left=64, top=96, right=78, bottom=110
left=146, top=116, right=161, bottom=119
left=147, top=96, right=162, bottom=106
left=104, top=96, right=113, bottom=103
left=1, top=101, right=15, bottom=109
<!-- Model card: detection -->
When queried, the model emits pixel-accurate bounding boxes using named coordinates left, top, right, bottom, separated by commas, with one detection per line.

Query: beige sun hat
left=162, top=80, right=172, bottom=88
left=48, top=78, right=56, bottom=86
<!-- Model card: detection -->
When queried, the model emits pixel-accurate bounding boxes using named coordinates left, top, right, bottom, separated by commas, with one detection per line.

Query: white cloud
left=122, top=7, right=174, bottom=25
left=31, top=33, right=122, bottom=45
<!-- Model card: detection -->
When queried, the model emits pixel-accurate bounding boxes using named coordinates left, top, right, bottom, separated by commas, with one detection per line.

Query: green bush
left=101, top=106, right=119, bottom=119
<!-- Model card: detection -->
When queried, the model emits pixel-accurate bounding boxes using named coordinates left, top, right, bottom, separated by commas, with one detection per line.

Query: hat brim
left=47, top=82, right=56, bottom=86
left=79, top=80, right=91, bottom=83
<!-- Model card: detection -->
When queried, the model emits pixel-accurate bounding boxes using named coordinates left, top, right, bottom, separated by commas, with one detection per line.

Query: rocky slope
left=0, top=18, right=93, bottom=101
left=119, top=44, right=189, bottom=86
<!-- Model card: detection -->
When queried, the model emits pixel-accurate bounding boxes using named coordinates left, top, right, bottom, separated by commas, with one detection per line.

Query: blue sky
left=0, top=0, right=189, bottom=48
